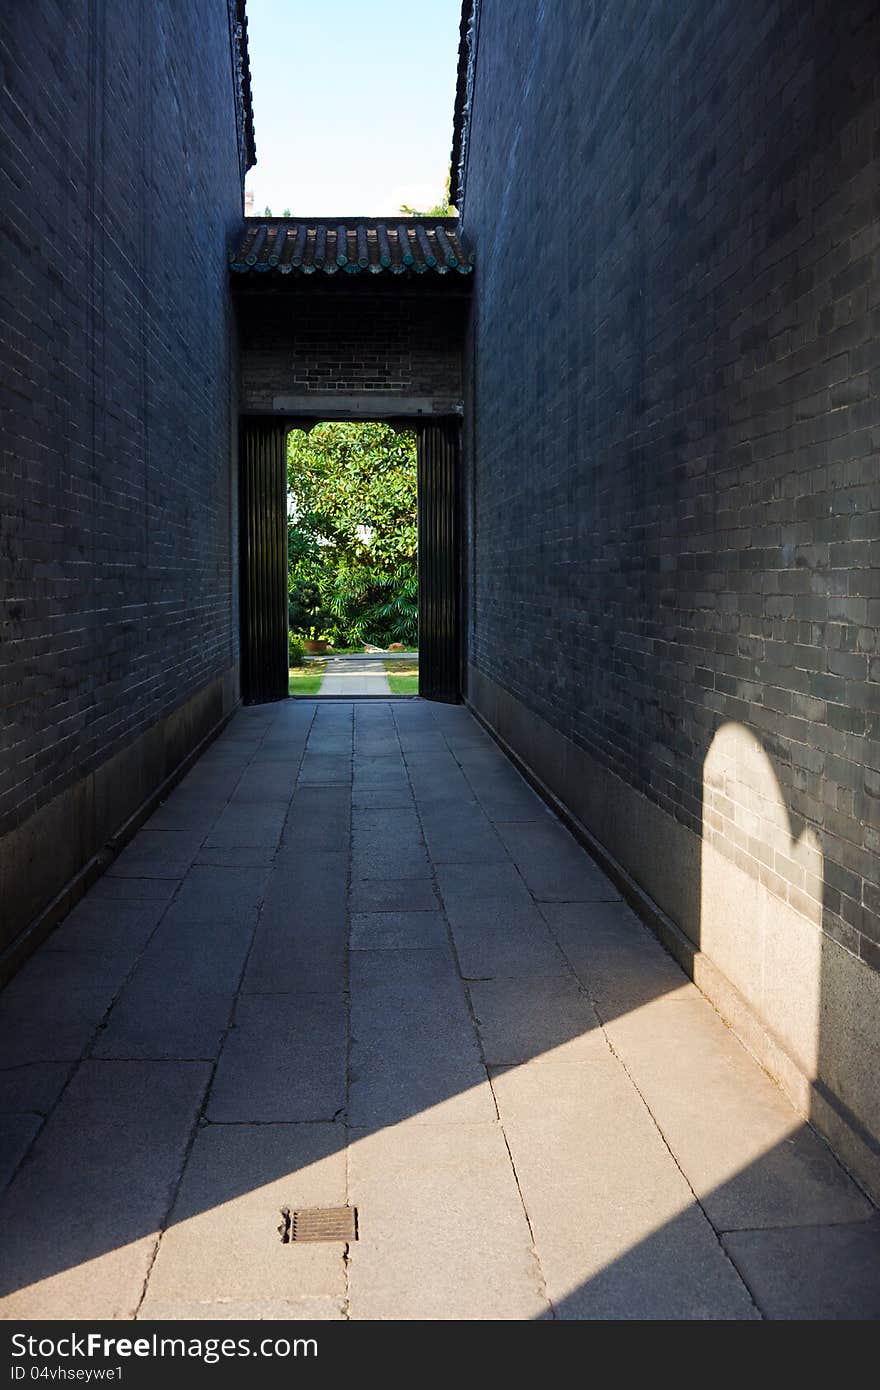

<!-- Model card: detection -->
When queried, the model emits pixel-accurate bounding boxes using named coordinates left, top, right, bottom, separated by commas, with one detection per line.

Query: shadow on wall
left=701, top=722, right=880, bottom=1198
left=546, top=721, right=880, bottom=1318
left=0, top=701, right=878, bottom=1317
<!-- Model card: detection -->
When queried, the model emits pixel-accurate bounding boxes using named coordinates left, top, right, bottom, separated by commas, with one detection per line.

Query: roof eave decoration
left=229, top=0, right=256, bottom=182
left=229, top=218, right=475, bottom=278
left=450, top=0, right=478, bottom=211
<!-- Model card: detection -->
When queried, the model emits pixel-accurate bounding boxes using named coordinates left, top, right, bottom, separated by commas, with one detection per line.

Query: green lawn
left=289, top=661, right=325, bottom=696
left=384, top=658, right=419, bottom=695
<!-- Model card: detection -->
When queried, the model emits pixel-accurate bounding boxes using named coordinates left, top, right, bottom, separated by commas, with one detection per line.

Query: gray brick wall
left=0, top=0, right=243, bottom=842
left=237, top=283, right=467, bottom=408
left=462, top=0, right=880, bottom=970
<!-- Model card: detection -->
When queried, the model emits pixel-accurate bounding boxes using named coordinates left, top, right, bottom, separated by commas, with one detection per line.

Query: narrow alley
left=0, top=699, right=876, bottom=1321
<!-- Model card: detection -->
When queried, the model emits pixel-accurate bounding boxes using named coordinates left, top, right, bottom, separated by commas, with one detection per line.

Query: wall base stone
left=467, top=664, right=880, bottom=1205
left=0, top=668, right=239, bottom=984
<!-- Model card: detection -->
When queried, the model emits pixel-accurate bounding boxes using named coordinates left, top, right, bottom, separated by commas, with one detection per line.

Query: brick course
left=237, top=282, right=467, bottom=410
left=0, top=1, right=244, bottom=856
left=461, top=0, right=880, bottom=970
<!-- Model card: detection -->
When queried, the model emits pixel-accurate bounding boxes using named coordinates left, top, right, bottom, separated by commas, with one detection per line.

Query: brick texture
left=462, top=0, right=880, bottom=969
left=0, top=1, right=243, bottom=841
left=237, top=282, right=467, bottom=409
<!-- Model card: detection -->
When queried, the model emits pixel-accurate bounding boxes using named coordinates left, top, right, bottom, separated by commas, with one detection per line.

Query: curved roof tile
left=230, top=218, right=474, bottom=278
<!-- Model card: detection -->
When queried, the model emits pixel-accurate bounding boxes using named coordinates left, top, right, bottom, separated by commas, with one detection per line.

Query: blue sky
left=244, top=0, right=463, bottom=215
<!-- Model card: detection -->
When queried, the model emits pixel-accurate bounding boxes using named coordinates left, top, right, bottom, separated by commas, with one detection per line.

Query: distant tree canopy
left=400, top=173, right=455, bottom=219
left=399, top=198, right=453, bottom=217
left=287, top=423, right=418, bottom=649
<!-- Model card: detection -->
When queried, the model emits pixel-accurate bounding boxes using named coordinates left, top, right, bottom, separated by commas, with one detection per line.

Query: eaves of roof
left=229, top=217, right=474, bottom=279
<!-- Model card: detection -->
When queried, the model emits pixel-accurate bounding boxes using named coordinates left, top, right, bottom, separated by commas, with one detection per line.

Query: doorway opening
left=238, top=415, right=459, bottom=706
left=286, top=422, right=419, bottom=699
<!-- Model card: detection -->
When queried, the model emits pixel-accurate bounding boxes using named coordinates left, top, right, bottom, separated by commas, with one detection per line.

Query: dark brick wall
left=0, top=3, right=243, bottom=855
left=237, top=282, right=467, bottom=410
left=462, top=0, right=880, bottom=970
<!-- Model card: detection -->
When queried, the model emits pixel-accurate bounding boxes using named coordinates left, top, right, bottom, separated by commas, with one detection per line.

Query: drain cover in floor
left=280, top=1206, right=358, bottom=1243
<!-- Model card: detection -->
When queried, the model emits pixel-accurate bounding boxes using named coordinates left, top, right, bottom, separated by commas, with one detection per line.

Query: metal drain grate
left=279, top=1206, right=358, bottom=1244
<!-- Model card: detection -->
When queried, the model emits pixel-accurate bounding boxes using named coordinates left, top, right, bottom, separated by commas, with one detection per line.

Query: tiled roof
left=230, top=0, right=256, bottom=175
left=450, top=1, right=476, bottom=208
left=229, top=218, right=473, bottom=278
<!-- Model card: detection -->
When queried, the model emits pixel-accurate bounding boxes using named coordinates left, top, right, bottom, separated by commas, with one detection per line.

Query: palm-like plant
left=288, top=424, right=418, bottom=650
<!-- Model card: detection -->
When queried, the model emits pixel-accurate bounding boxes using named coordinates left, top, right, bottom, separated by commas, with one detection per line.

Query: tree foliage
left=399, top=198, right=453, bottom=217
left=400, top=172, right=455, bottom=218
left=287, top=423, right=418, bottom=649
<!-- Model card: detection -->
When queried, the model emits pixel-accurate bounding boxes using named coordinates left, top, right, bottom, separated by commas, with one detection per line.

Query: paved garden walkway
left=0, top=699, right=878, bottom=1320
left=318, top=655, right=392, bottom=696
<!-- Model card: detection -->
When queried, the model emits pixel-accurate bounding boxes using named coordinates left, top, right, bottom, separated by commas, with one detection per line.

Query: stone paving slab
left=722, top=1218, right=880, bottom=1320
left=351, top=757, right=409, bottom=789
left=88, top=876, right=181, bottom=903
left=351, top=785, right=415, bottom=809
left=601, top=993, right=873, bottom=1231
left=467, top=975, right=606, bottom=1065
left=282, top=786, right=351, bottom=851
left=0, top=1062, right=72, bottom=1116
left=304, top=736, right=353, bottom=756
left=194, top=846, right=277, bottom=867
left=394, top=730, right=448, bottom=753
left=298, top=754, right=352, bottom=786
left=207, top=993, right=347, bottom=1122
left=449, top=920, right=568, bottom=981
left=145, top=797, right=227, bottom=834
left=0, top=1060, right=210, bottom=1319
left=45, top=897, right=167, bottom=958
left=141, top=1123, right=347, bottom=1311
left=106, top=830, right=205, bottom=880
left=2, top=696, right=878, bottom=1321
left=350, top=910, right=448, bottom=950
left=349, top=877, right=439, bottom=913
left=435, top=862, right=567, bottom=978
left=232, top=764, right=299, bottom=804
left=349, top=950, right=495, bottom=1127
left=204, top=801, right=288, bottom=849
left=161, top=865, right=271, bottom=924
left=495, top=819, right=622, bottom=902
left=541, top=899, right=691, bottom=1015
left=354, top=738, right=401, bottom=758
left=348, top=1120, right=549, bottom=1320
left=246, top=850, right=348, bottom=995
left=419, top=803, right=508, bottom=864
left=404, top=755, right=477, bottom=807
left=465, top=779, right=550, bottom=824
left=351, top=835, right=430, bottom=881
left=490, top=1058, right=759, bottom=1320
left=351, top=806, right=422, bottom=838
left=244, top=853, right=347, bottom=981
left=93, top=925, right=252, bottom=1060
left=0, top=1114, right=42, bottom=1194
left=140, top=1298, right=347, bottom=1321
left=257, top=852, right=347, bottom=930
left=0, top=952, right=133, bottom=1065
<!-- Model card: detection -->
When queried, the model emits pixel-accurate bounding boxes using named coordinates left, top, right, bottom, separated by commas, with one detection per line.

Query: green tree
left=287, top=423, right=418, bottom=649
left=400, top=171, right=455, bottom=218
left=400, top=198, right=453, bottom=217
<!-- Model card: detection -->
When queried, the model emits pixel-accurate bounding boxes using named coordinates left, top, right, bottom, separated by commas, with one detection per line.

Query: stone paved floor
left=318, top=656, right=392, bottom=696
left=1, top=699, right=878, bottom=1320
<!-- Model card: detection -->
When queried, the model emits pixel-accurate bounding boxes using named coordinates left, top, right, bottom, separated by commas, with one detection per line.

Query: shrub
left=288, top=422, right=418, bottom=650
left=288, top=632, right=306, bottom=667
